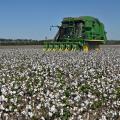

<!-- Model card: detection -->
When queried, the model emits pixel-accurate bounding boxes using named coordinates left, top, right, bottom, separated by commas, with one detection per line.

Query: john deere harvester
left=44, top=16, right=107, bottom=52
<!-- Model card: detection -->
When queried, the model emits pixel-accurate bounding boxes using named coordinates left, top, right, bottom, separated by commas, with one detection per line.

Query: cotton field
left=0, top=46, right=120, bottom=120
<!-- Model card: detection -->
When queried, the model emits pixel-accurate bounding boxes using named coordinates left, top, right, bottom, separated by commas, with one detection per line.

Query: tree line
left=0, top=39, right=45, bottom=45
left=0, top=38, right=120, bottom=45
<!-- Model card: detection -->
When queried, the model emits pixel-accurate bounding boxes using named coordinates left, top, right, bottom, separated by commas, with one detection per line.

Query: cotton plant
left=0, top=47, right=120, bottom=120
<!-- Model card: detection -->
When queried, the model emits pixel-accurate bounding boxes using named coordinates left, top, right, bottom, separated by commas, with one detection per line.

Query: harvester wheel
left=83, top=45, right=89, bottom=53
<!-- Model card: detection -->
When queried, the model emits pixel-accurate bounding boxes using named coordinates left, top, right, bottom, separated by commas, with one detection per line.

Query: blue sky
left=0, top=0, right=120, bottom=40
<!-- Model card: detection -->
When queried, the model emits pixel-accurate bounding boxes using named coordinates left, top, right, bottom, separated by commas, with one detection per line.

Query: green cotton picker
left=44, top=16, right=107, bottom=52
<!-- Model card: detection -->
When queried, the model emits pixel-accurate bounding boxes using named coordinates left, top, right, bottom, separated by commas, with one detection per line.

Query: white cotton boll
left=41, top=97, right=44, bottom=101
left=116, top=101, right=120, bottom=105
left=5, top=108, right=9, bottom=112
left=113, top=101, right=117, bottom=105
left=60, top=108, right=63, bottom=115
left=1, top=78, right=5, bottom=83
left=53, top=82, right=57, bottom=87
left=0, top=95, right=7, bottom=102
left=1, top=87, right=7, bottom=95
left=93, top=79, right=97, bottom=83
left=54, top=93, right=59, bottom=99
left=13, top=97, right=17, bottom=104
left=77, top=115, right=83, bottom=120
left=2, top=73, right=6, bottom=77
left=34, top=88, right=37, bottom=92
left=10, top=98, right=14, bottom=103
left=54, top=119, right=58, bottom=120
left=3, top=113, right=9, bottom=120
left=41, top=116, right=45, bottom=120
left=71, top=81, right=78, bottom=86
left=69, top=116, right=74, bottom=120
left=61, top=96, right=66, bottom=100
left=50, top=105, right=57, bottom=113
left=9, top=106, right=12, bottom=111
left=69, top=74, right=73, bottom=79
left=119, top=111, right=120, bottom=116
left=14, top=109, right=17, bottom=112
left=73, top=107, right=78, bottom=111
left=94, top=98, right=98, bottom=101
left=101, top=115, right=107, bottom=120
left=102, top=76, right=106, bottom=79
left=89, top=68, right=95, bottom=73
left=1, top=105, right=5, bottom=110
left=28, top=112, right=34, bottom=118
left=74, top=95, right=80, bottom=101
left=58, top=90, right=64, bottom=94
left=49, top=112, right=53, bottom=117
left=84, top=100, right=89, bottom=106
left=79, top=107, right=84, bottom=112
left=108, top=89, right=112, bottom=94
left=59, top=103, right=65, bottom=107
left=113, top=111, right=117, bottom=116
left=26, top=105, right=32, bottom=110
left=36, top=104, right=41, bottom=109
left=49, top=94, right=54, bottom=99
left=10, top=81, right=15, bottom=87
left=88, top=93, right=92, bottom=98
left=19, top=91, right=24, bottom=96
left=103, top=94, right=107, bottom=97
left=14, top=84, right=18, bottom=89
left=45, top=102, right=50, bottom=108
left=81, top=103, right=85, bottom=107
left=59, top=67, right=63, bottom=71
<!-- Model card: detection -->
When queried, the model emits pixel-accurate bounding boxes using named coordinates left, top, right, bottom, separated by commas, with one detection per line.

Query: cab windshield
left=58, top=21, right=84, bottom=39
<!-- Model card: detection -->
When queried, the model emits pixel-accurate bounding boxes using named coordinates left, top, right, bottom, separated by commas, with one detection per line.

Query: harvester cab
left=44, top=16, right=107, bottom=52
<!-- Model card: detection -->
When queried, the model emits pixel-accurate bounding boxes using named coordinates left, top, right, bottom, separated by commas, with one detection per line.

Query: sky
left=0, top=0, right=120, bottom=40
